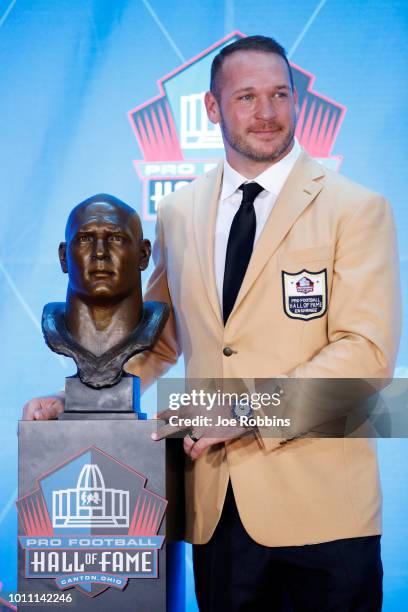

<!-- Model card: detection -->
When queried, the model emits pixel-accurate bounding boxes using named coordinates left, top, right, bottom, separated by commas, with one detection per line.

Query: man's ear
left=139, top=239, right=151, bottom=271
left=204, top=90, right=221, bottom=125
left=58, top=242, right=68, bottom=273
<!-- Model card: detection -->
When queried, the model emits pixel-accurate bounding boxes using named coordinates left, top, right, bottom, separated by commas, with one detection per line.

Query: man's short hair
left=210, top=35, right=294, bottom=100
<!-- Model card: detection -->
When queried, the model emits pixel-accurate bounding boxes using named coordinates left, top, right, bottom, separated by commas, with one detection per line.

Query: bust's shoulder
left=42, top=302, right=65, bottom=334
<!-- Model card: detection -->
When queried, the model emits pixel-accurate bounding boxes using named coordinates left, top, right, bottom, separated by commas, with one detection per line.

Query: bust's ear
left=139, top=239, right=151, bottom=271
left=59, top=242, right=68, bottom=273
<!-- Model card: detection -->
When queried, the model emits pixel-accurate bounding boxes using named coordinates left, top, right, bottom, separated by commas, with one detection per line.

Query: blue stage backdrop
left=0, top=1, right=407, bottom=609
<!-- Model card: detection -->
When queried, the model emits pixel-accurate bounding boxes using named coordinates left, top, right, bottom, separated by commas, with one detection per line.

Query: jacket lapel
left=230, top=152, right=325, bottom=318
left=193, top=162, right=224, bottom=328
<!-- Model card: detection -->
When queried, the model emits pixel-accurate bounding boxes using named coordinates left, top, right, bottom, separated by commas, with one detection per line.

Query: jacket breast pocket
left=279, top=247, right=332, bottom=321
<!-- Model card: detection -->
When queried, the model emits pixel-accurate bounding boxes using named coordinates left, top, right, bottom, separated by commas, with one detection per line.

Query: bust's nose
left=92, top=237, right=110, bottom=260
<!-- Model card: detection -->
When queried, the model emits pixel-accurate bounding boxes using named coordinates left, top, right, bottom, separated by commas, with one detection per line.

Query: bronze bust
left=42, top=194, right=169, bottom=389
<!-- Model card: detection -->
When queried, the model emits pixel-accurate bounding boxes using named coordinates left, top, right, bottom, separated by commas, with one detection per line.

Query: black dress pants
left=193, top=482, right=383, bottom=612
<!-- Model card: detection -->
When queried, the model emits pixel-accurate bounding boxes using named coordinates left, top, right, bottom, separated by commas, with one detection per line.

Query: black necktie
left=222, top=182, right=264, bottom=324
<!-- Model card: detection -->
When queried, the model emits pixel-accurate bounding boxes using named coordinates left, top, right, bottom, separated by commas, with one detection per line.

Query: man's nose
left=255, top=96, right=277, bottom=120
left=92, top=237, right=110, bottom=260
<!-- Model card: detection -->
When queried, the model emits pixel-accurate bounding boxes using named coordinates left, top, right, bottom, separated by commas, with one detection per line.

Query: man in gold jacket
left=127, top=35, right=400, bottom=611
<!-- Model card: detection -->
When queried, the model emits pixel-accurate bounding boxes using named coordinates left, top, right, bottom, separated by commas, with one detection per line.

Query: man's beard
left=220, top=116, right=296, bottom=163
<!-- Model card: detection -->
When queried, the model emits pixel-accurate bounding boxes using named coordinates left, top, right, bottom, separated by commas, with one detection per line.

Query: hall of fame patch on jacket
left=282, top=269, right=327, bottom=320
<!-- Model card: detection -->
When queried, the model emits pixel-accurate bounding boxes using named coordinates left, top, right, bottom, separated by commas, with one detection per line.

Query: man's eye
left=78, top=235, right=92, bottom=242
left=274, top=92, right=288, bottom=99
left=238, top=94, right=254, bottom=102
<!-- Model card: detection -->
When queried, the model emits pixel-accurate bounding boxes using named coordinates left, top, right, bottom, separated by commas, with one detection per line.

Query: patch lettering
left=282, top=269, right=327, bottom=320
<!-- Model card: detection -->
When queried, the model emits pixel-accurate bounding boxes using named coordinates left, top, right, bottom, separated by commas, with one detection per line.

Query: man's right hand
left=22, top=393, right=65, bottom=420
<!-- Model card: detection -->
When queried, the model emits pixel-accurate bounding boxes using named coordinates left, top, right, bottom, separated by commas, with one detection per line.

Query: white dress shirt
left=215, top=139, right=302, bottom=310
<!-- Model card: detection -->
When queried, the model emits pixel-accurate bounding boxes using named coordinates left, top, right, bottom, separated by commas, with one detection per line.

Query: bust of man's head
left=42, top=194, right=169, bottom=389
left=59, top=194, right=150, bottom=306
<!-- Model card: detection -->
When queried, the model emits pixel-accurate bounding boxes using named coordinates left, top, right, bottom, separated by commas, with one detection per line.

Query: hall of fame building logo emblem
left=128, top=31, right=346, bottom=220
left=16, top=447, right=167, bottom=597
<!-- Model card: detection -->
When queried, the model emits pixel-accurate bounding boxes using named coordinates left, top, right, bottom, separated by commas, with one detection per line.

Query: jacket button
left=223, top=347, right=234, bottom=357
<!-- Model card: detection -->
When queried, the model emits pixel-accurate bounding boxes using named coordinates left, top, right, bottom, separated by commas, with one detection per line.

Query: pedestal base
left=17, top=420, right=183, bottom=611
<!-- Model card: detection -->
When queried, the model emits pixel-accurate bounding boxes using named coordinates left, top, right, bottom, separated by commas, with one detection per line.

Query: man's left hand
left=150, top=404, right=248, bottom=458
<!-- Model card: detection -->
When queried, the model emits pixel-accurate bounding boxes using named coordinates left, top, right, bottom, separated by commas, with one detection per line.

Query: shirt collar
left=221, top=138, right=302, bottom=200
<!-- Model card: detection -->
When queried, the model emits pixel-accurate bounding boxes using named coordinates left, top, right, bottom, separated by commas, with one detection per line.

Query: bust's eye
left=78, top=235, right=92, bottom=242
left=108, top=234, right=125, bottom=242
